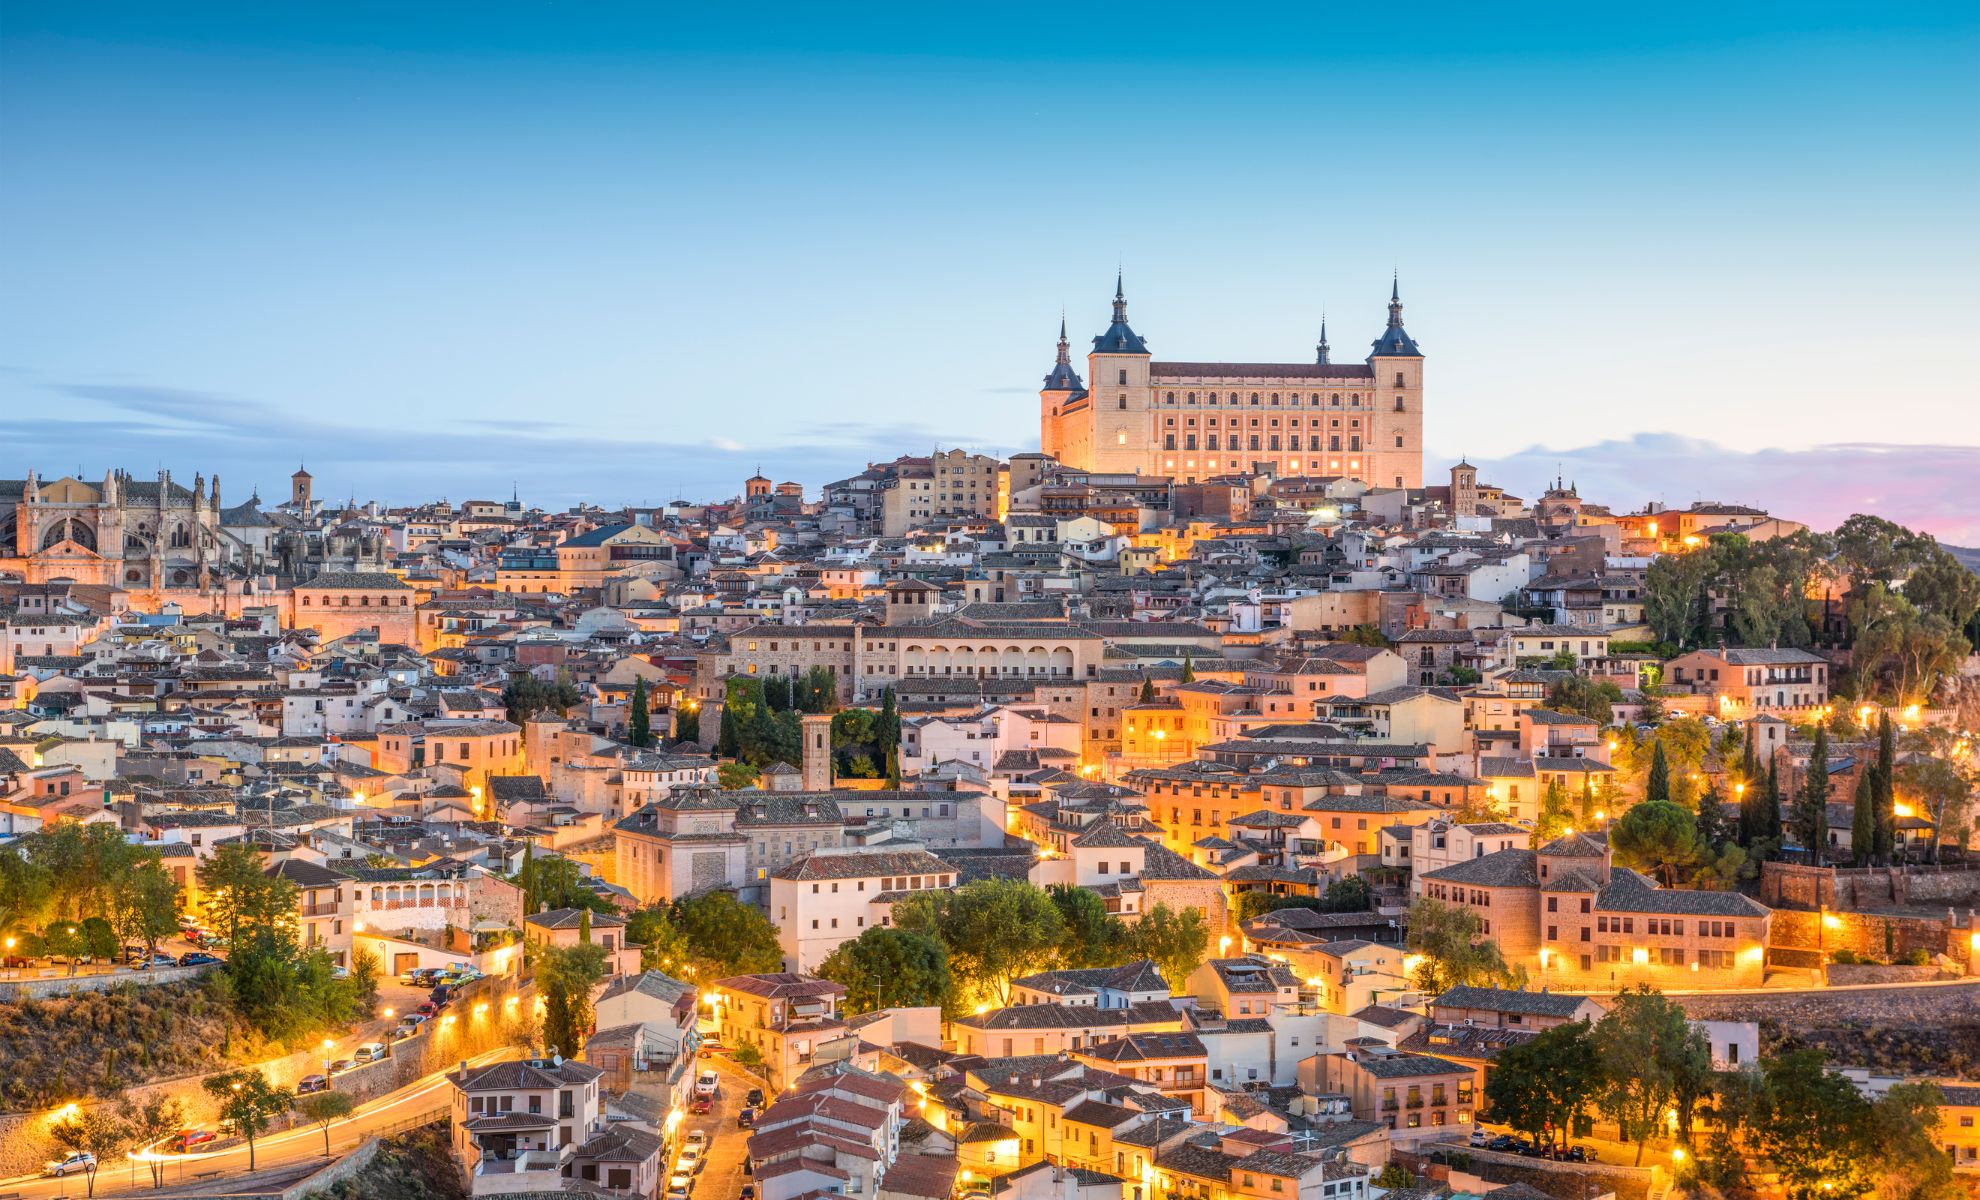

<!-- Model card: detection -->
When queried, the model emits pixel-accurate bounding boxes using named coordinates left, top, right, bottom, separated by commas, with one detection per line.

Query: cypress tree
left=1139, top=675, right=1156, bottom=703
left=1850, top=769, right=1876, bottom=866
left=578, top=908, right=592, bottom=944
left=1764, top=756, right=1781, bottom=847
left=1796, top=725, right=1830, bottom=864
left=877, top=688, right=900, bottom=758
left=1580, top=778, right=1596, bottom=824
left=717, top=701, right=741, bottom=758
left=628, top=677, right=651, bottom=747
left=1872, top=713, right=1896, bottom=863
left=1646, top=740, right=1671, bottom=806
left=519, top=842, right=537, bottom=914
left=1697, top=784, right=1730, bottom=848
left=1180, top=652, right=1196, bottom=684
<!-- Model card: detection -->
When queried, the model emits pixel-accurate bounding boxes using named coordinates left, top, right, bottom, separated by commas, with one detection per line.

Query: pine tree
left=628, top=677, right=651, bottom=747
left=1138, top=675, right=1156, bottom=703
left=518, top=842, right=537, bottom=914
left=1180, top=652, right=1196, bottom=684
left=1872, top=713, right=1896, bottom=863
left=1795, top=725, right=1830, bottom=864
left=1697, top=785, right=1730, bottom=848
left=1850, top=769, right=1876, bottom=866
left=1646, top=741, right=1671, bottom=805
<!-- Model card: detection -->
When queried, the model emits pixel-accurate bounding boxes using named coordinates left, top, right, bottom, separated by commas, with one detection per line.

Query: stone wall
left=1673, top=978, right=1980, bottom=1027
left=1769, top=908, right=1958, bottom=961
left=1762, top=860, right=1980, bottom=912
left=0, top=976, right=535, bottom=1179
left=0, top=962, right=217, bottom=1001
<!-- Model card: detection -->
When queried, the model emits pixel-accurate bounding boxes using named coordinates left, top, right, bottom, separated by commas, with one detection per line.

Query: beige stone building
left=1041, top=276, right=1424, bottom=488
left=880, top=449, right=1003, bottom=537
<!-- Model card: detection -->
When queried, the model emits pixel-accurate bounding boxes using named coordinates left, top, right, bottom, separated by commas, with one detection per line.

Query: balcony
left=300, top=903, right=342, bottom=918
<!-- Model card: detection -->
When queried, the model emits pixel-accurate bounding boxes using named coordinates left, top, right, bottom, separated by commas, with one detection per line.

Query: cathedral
left=1039, top=276, right=1425, bottom=489
left=0, top=465, right=385, bottom=590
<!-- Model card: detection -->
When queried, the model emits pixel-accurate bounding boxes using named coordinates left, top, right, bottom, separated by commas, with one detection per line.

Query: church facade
left=1040, top=277, right=1424, bottom=489
left=0, top=469, right=245, bottom=588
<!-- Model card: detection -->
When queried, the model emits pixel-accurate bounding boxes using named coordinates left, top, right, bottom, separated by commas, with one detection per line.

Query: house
left=447, top=1053, right=610, bottom=1193
left=1666, top=646, right=1830, bottom=720
left=769, top=848, right=957, bottom=970
left=522, top=907, right=640, bottom=981
left=1317, top=1044, right=1475, bottom=1148
left=267, top=858, right=355, bottom=967
left=709, top=972, right=858, bottom=1093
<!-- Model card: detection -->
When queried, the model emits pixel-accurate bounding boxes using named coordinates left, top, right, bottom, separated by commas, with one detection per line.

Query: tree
left=204, top=1069, right=296, bottom=1172
left=503, top=673, right=581, bottom=724
left=1644, top=740, right=1671, bottom=806
left=628, top=904, right=691, bottom=974
left=1321, top=874, right=1372, bottom=912
left=1372, top=1164, right=1414, bottom=1189
left=673, top=699, right=700, bottom=744
left=1897, top=755, right=1972, bottom=864
left=1872, top=712, right=1896, bottom=863
left=537, top=941, right=609, bottom=1058
left=1179, top=652, right=1196, bottom=684
left=1404, top=897, right=1522, bottom=994
left=716, top=699, right=741, bottom=758
left=1546, top=676, right=1624, bottom=725
left=197, top=843, right=296, bottom=948
left=817, top=926, right=952, bottom=1015
left=669, top=891, right=783, bottom=979
left=294, top=1090, right=356, bottom=1157
left=893, top=879, right=1066, bottom=1008
left=627, top=677, right=651, bottom=747
left=1485, top=1020, right=1600, bottom=1155
left=1342, top=624, right=1389, bottom=649
left=1592, top=986, right=1712, bottom=1164
left=578, top=908, right=592, bottom=944
left=49, top=1108, right=128, bottom=1198
left=1535, top=781, right=1575, bottom=842
left=1138, top=675, right=1156, bottom=703
left=1611, top=801, right=1700, bottom=887
left=717, top=761, right=760, bottom=790
left=1049, top=885, right=1129, bottom=968
left=1850, top=769, right=1877, bottom=866
left=0, top=843, right=53, bottom=943
left=1866, top=1081, right=1962, bottom=1200
left=1127, top=903, right=1209, bottom=993
left=517, top=854, right=615, bottom=916
left=119, top=1095, right=186, bottom=1189
left=1751, top=1049, right=1876, bottom=1199
left=1793, top=724, right=1830, bottom=863
left=111, top=859, right=182, bottom=962
left=1850, top=584, right=1972, bottom=704
left=1695, top=784, right=1733, bottom=849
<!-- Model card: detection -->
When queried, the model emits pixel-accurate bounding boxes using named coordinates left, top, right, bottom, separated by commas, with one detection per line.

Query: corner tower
left=1085, top=272, right=1154, bottom=474
left=1038, top=316, right=1087, bottom=466
left=1368, top=275, right=1425, bottom=489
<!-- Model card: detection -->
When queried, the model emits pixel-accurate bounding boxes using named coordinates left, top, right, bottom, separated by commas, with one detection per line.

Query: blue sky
left=3, top=2, right=1977, bottom=535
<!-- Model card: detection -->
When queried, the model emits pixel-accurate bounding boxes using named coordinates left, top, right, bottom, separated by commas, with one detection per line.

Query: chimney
left=456, top=1059, right=468, bottom=1080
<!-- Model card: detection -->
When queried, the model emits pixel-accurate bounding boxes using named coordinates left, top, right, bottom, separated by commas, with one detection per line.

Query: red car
left=691, top=1096, right=712, bottom=1114
left=171, top=1130, right=216, bottom=1152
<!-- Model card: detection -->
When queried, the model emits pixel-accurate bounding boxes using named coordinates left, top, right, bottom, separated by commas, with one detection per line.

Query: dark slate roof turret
left=1043, top=315, right=1087, bottom=394
left=1091, top=270, right=1149, bottom=355
left=1369, top=273, right=1421, bottom=358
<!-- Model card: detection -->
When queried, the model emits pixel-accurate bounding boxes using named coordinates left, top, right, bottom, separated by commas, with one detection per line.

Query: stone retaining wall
left=1769, top=908, right=1958, bottom=961
left=0, top=977, right=534, bottom=1179
left=1672, top=978, right=1980, bottom=1027
left=0, top=962, right=217, bottom=1001
left=1762, top=860, right=1980, bottom=911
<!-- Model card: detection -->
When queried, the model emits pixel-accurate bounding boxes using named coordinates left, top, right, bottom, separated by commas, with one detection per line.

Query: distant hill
left=1946, top=545, right=1980, bottom=574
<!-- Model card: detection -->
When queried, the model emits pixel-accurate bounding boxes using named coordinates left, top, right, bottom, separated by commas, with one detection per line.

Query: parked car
left=736, top=1107, right=755, bottom=1129
left=668, top=1173, right=694, bottom=1195
left=392, top=1023, right=419, bottom=1040
left=744, top=1086, right=764, bottom=1107
left=416, top=1001, right=439, bottom=1017
left=400, top=1012, right=430, bottom=1028
left=1468, top=1129, right=1491, bottom=1147
left=327, top=1058, right=356, bottom=1075
left=297, top=1074, right=329, bottom=1094
left=46, top=1151, right=96, bottom=1177
left=178, top=951, right=223, bottom=967
left=739, top=1186, right=756, bottom=1200
left=695, top=1069, right=719, bottom=1097
left=691, top=1095, right=712, bottom=1115
left=684, top=1130, right=707, bottom=1151
left=170, top=1130, right=216, bottom=1153
left=664, top=1189, right=690, bottom=1200
left=354, top=1041, right=389, bottom=1064
left=677, top=1145, right=704, bottom=1174
left=430, top=984, right=454, bottom=1005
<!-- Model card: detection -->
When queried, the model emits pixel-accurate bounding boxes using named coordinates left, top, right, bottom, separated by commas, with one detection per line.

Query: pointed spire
left=1316, top=314, right=1331, bottom=365
left=1387, top=274, right=1404, bottom=328
left=1055, top=313, right=1071, bottom=367
left=1112, top=270, right=1128, bottom=325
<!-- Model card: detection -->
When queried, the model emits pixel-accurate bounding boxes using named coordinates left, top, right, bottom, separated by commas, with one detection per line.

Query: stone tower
left=1451, top=460, right=1479, bottom=518
left=800, top=712, right=833, bottom=792
left=1086, top=272, right=1154, bottom=475
left=1038, top=315, right=1087, bottom=465
left=291, top=465, right=313, bottom=513
left=1367, top=274, right=1425, bottom=490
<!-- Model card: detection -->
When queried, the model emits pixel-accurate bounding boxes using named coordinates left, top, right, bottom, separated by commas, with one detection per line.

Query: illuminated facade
left=1040, top=276, right=1424, bottom=488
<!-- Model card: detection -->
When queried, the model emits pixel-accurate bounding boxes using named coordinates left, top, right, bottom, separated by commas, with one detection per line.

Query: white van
left=353, top=1042, right=390, bottom=1064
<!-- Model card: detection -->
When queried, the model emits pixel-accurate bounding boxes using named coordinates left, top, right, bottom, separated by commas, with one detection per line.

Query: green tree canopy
left=1591, top=986, right=1712, bottom=1162
left=1404, top=896, right=1523, bottom=994
left=893, top=878, right=1065, bottom=1009
left=1485, top=1019, right=1599, bottom=1154
left=1610, top=801, right=1701, bottom=887
left=1048, top=885, right=1130, bottom=968
left=669, top=891, right=784, bottom=979
left=203, top=1069, right=295, bottom=1172
left=1127, top=903, right=1210, bottom=993
left=817, top=926, right=952, bottom=1015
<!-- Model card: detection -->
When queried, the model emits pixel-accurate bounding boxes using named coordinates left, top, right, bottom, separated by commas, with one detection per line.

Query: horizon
left=3, top=1, right=1977, bottom=538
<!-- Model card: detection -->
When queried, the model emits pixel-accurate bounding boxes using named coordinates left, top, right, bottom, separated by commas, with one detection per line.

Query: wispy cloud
left=1461, top=434, right=1980, bottom=545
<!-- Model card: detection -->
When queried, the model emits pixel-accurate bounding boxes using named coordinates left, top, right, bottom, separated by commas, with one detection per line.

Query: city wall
left=0, top=962, right=216, bottom=1002
left=1762, top=859, right=1980, bottom=911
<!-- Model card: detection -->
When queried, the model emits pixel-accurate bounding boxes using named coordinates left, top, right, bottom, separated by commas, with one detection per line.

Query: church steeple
left=1316, top=315, right=1331, bottom=365
left=1092, top=271, right=1149, bottom=355
left=1369, top=273, right=1421, bottom=358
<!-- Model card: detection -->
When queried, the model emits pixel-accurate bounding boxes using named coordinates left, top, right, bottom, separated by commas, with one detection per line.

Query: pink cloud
left=1459, top=436, right=1980, bottom=546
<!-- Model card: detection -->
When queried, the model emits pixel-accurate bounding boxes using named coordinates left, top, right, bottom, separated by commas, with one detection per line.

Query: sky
left=3, top=2, right=1978, bottom=538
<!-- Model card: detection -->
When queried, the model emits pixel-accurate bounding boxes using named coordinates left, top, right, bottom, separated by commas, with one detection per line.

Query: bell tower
left=1086, top=271, right=1153, bottom=475
left=291, top=465, right=314, bottom=514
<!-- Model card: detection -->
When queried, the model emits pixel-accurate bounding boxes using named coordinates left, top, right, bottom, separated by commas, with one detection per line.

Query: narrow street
left=682, top=1053, right=767, bottom=1200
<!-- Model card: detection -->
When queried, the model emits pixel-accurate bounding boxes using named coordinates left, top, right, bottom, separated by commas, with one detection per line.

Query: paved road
left=684, top=1054, right=765, bottom=1200
left=0, top=1048, right=512, bottom=1199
